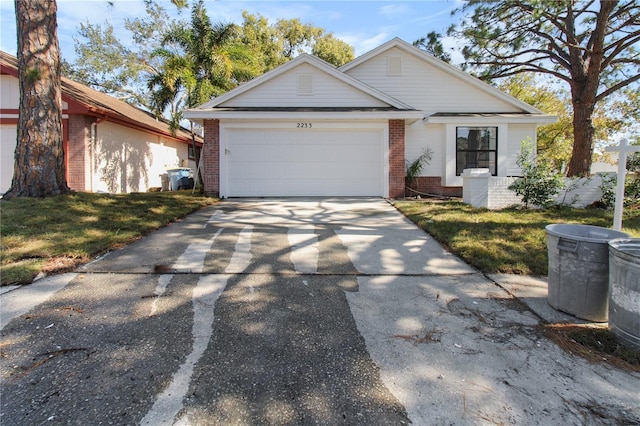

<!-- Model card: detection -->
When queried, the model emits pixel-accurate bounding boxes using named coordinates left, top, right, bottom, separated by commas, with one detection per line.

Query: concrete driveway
left=1, top=198, right=639, bottom=425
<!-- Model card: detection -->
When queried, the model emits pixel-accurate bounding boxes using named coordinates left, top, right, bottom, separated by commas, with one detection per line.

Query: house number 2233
left=297, top=123, right=312, bottom=128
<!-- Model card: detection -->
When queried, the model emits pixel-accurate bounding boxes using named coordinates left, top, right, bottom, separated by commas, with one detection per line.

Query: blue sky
left=0, top=0, right=463, bottom=62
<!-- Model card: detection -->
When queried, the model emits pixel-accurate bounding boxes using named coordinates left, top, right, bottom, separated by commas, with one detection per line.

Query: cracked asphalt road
left=1, top=198, right=639, bottom=425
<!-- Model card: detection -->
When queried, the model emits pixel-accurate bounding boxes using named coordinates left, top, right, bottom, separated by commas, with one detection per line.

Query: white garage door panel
left=226, top=128, right=384, bottom=196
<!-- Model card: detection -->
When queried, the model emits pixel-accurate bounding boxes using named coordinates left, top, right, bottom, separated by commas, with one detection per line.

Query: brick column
left=389, top=119, right=405, bottom=199
left=67, top=115, right=93, bottom=191
left=203, top=119, right=220, bottom=196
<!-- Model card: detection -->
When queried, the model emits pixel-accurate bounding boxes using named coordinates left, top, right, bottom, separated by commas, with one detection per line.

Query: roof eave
left=184, top=109, right=424, bottom=124
left=425, top=113, right=558, bottom=125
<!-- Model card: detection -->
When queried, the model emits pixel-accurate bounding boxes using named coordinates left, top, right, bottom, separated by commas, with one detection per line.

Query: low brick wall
left=405, top=177, right=462, bottom=198
left=462, top=174, right=608, bottom=209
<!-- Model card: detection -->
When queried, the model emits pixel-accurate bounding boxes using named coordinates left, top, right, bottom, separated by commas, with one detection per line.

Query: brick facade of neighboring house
left=1, top=51, right=201, bottom=194
left=66, top=114, right=93, bottom=191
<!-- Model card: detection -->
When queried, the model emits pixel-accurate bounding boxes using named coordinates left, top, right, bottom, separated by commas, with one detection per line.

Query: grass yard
left=1, top=191, right=218, bottom=285
left=394, top=200, right=640, bottom=276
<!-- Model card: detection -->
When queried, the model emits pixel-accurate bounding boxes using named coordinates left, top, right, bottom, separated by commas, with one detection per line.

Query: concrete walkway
left=1, top=198, right=638, bottom=425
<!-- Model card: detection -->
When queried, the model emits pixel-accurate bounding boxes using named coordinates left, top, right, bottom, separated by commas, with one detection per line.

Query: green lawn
left=1, top=191, right=218, bottom=285
left=394, top=200, right=640, bottom=276
left=3, top=194, right=638, bottom=285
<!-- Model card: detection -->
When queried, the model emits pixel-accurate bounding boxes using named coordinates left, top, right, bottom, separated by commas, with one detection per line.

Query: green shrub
left=509, top=140, right=565, bottom=208
left=405, top=148, right=433, bottom=184
left=599, top=173, right=617, bottom=207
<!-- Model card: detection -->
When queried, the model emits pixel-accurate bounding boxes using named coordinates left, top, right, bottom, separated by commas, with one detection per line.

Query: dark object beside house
left=178, top=176, right=195, bottom=190
left=166, top=168, right=194, bottom=190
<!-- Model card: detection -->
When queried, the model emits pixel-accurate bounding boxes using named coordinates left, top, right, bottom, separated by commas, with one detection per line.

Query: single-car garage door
left=225, top=125, right=385, bottom=197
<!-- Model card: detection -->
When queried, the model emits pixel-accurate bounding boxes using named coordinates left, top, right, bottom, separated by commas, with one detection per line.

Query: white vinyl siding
left=405, top=123, right=445, bottom=178
left=221, top=63, right=389, bottom=108
left=387, top=56, right=402, bottom=76
left=297, top=74, right=313, bottom=95
left=506, top=124, right=536, bottom=176
left=221, top=122, right=386, bottom=197
left=345, top=47, right=522, bottom=115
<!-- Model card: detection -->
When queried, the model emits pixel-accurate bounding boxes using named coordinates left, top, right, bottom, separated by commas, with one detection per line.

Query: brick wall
left=388, top=119, right=405, bottom=199
left=66, top=115, right=93, bottom=191
left=203, top=119, right=220, bottom=196
left=406, top=177, right=462, bottom=198
left=461, top=175, right=605, bottom=209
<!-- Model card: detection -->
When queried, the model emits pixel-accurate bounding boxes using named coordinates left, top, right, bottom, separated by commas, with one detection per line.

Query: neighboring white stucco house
left=185, top=38, right=556, bottom=199
left=1, top=51, right=201, bottom=195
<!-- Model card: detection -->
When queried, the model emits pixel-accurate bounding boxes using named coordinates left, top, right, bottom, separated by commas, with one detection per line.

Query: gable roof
left=340, top=37, right=545, bottom=115
left=193, top=53, right=415, bottom=111
left=0, top=50, right=197, bottom=143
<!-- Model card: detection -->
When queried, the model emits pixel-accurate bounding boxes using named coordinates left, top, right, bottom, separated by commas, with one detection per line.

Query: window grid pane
left=456, top=127, right=498, bottom=176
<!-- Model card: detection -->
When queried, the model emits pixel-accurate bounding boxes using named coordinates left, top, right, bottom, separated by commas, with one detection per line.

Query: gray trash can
left=608, top=238, right=640, bottom=350
left=545, top=224, right=629, bottom=321
left=166, top=168, right=193, bottom=190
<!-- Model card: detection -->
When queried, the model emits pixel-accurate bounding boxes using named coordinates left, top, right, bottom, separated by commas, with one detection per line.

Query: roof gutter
left=424, top=113, right=558, bottom=125
left=184, top=109, right=425, bottom=124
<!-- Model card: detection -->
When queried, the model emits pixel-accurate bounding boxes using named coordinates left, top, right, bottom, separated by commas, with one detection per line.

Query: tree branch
left=596, top=72, right=640, bottom=102
left=601, top=32, right=640, bottom=69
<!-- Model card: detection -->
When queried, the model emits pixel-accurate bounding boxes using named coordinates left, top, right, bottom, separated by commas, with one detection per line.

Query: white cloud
left=379, top=4, right=410, bottom=18
left=339, top=31, right=391, bottom=57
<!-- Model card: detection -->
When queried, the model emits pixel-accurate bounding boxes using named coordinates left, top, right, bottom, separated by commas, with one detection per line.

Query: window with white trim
left=456, top=127, right=498, bottom=176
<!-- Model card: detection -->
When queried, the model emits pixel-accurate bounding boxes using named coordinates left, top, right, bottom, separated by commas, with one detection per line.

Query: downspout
left=90, top=116, right=107, bottom=192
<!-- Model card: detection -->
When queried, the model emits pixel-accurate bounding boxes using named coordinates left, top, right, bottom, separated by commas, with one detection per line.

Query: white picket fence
left=461, top=168, right=611, bottom=210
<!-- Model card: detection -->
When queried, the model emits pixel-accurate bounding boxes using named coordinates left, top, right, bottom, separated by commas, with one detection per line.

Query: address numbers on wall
left=296, top=123, right=313, bottom=128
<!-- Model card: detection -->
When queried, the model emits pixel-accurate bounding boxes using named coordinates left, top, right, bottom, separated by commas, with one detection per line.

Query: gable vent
left=297, top=74, right=313, bottom=95
left=387, top=56, right=402, bottom=76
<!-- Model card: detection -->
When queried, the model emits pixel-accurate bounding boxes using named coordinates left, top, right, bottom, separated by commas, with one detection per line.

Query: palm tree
left=148, top=0, right=259, bottom=133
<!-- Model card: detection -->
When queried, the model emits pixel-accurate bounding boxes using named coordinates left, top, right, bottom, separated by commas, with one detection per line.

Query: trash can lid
left=545, top=223, right=629, bottom=242
left=609, top=238, right=640, bottom=258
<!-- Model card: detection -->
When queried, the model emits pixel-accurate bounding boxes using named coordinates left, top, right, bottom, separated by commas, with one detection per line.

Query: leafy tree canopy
left=498, top=74, right=627, bottom=173
left=413, top=31, right=451, bottom=63
left=237, top=12, right=354, bottom=69
left=65, top=1, right=177, bottom=110
left=449, top=0, right=640, bottom=176
left=147, top=1, right=261, bottom=132
left=312, top=33, right=354, bottom=66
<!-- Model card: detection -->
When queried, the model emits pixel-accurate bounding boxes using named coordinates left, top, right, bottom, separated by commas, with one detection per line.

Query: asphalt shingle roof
left=1, top=50, right=196, bottom=143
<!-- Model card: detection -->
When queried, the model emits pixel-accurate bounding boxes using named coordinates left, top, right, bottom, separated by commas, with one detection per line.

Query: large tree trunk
left=564, top=0, right=616, bottom=177
left=566, top=98, right=596, bottom=177
left=5, top=0, right=69, bottom=198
